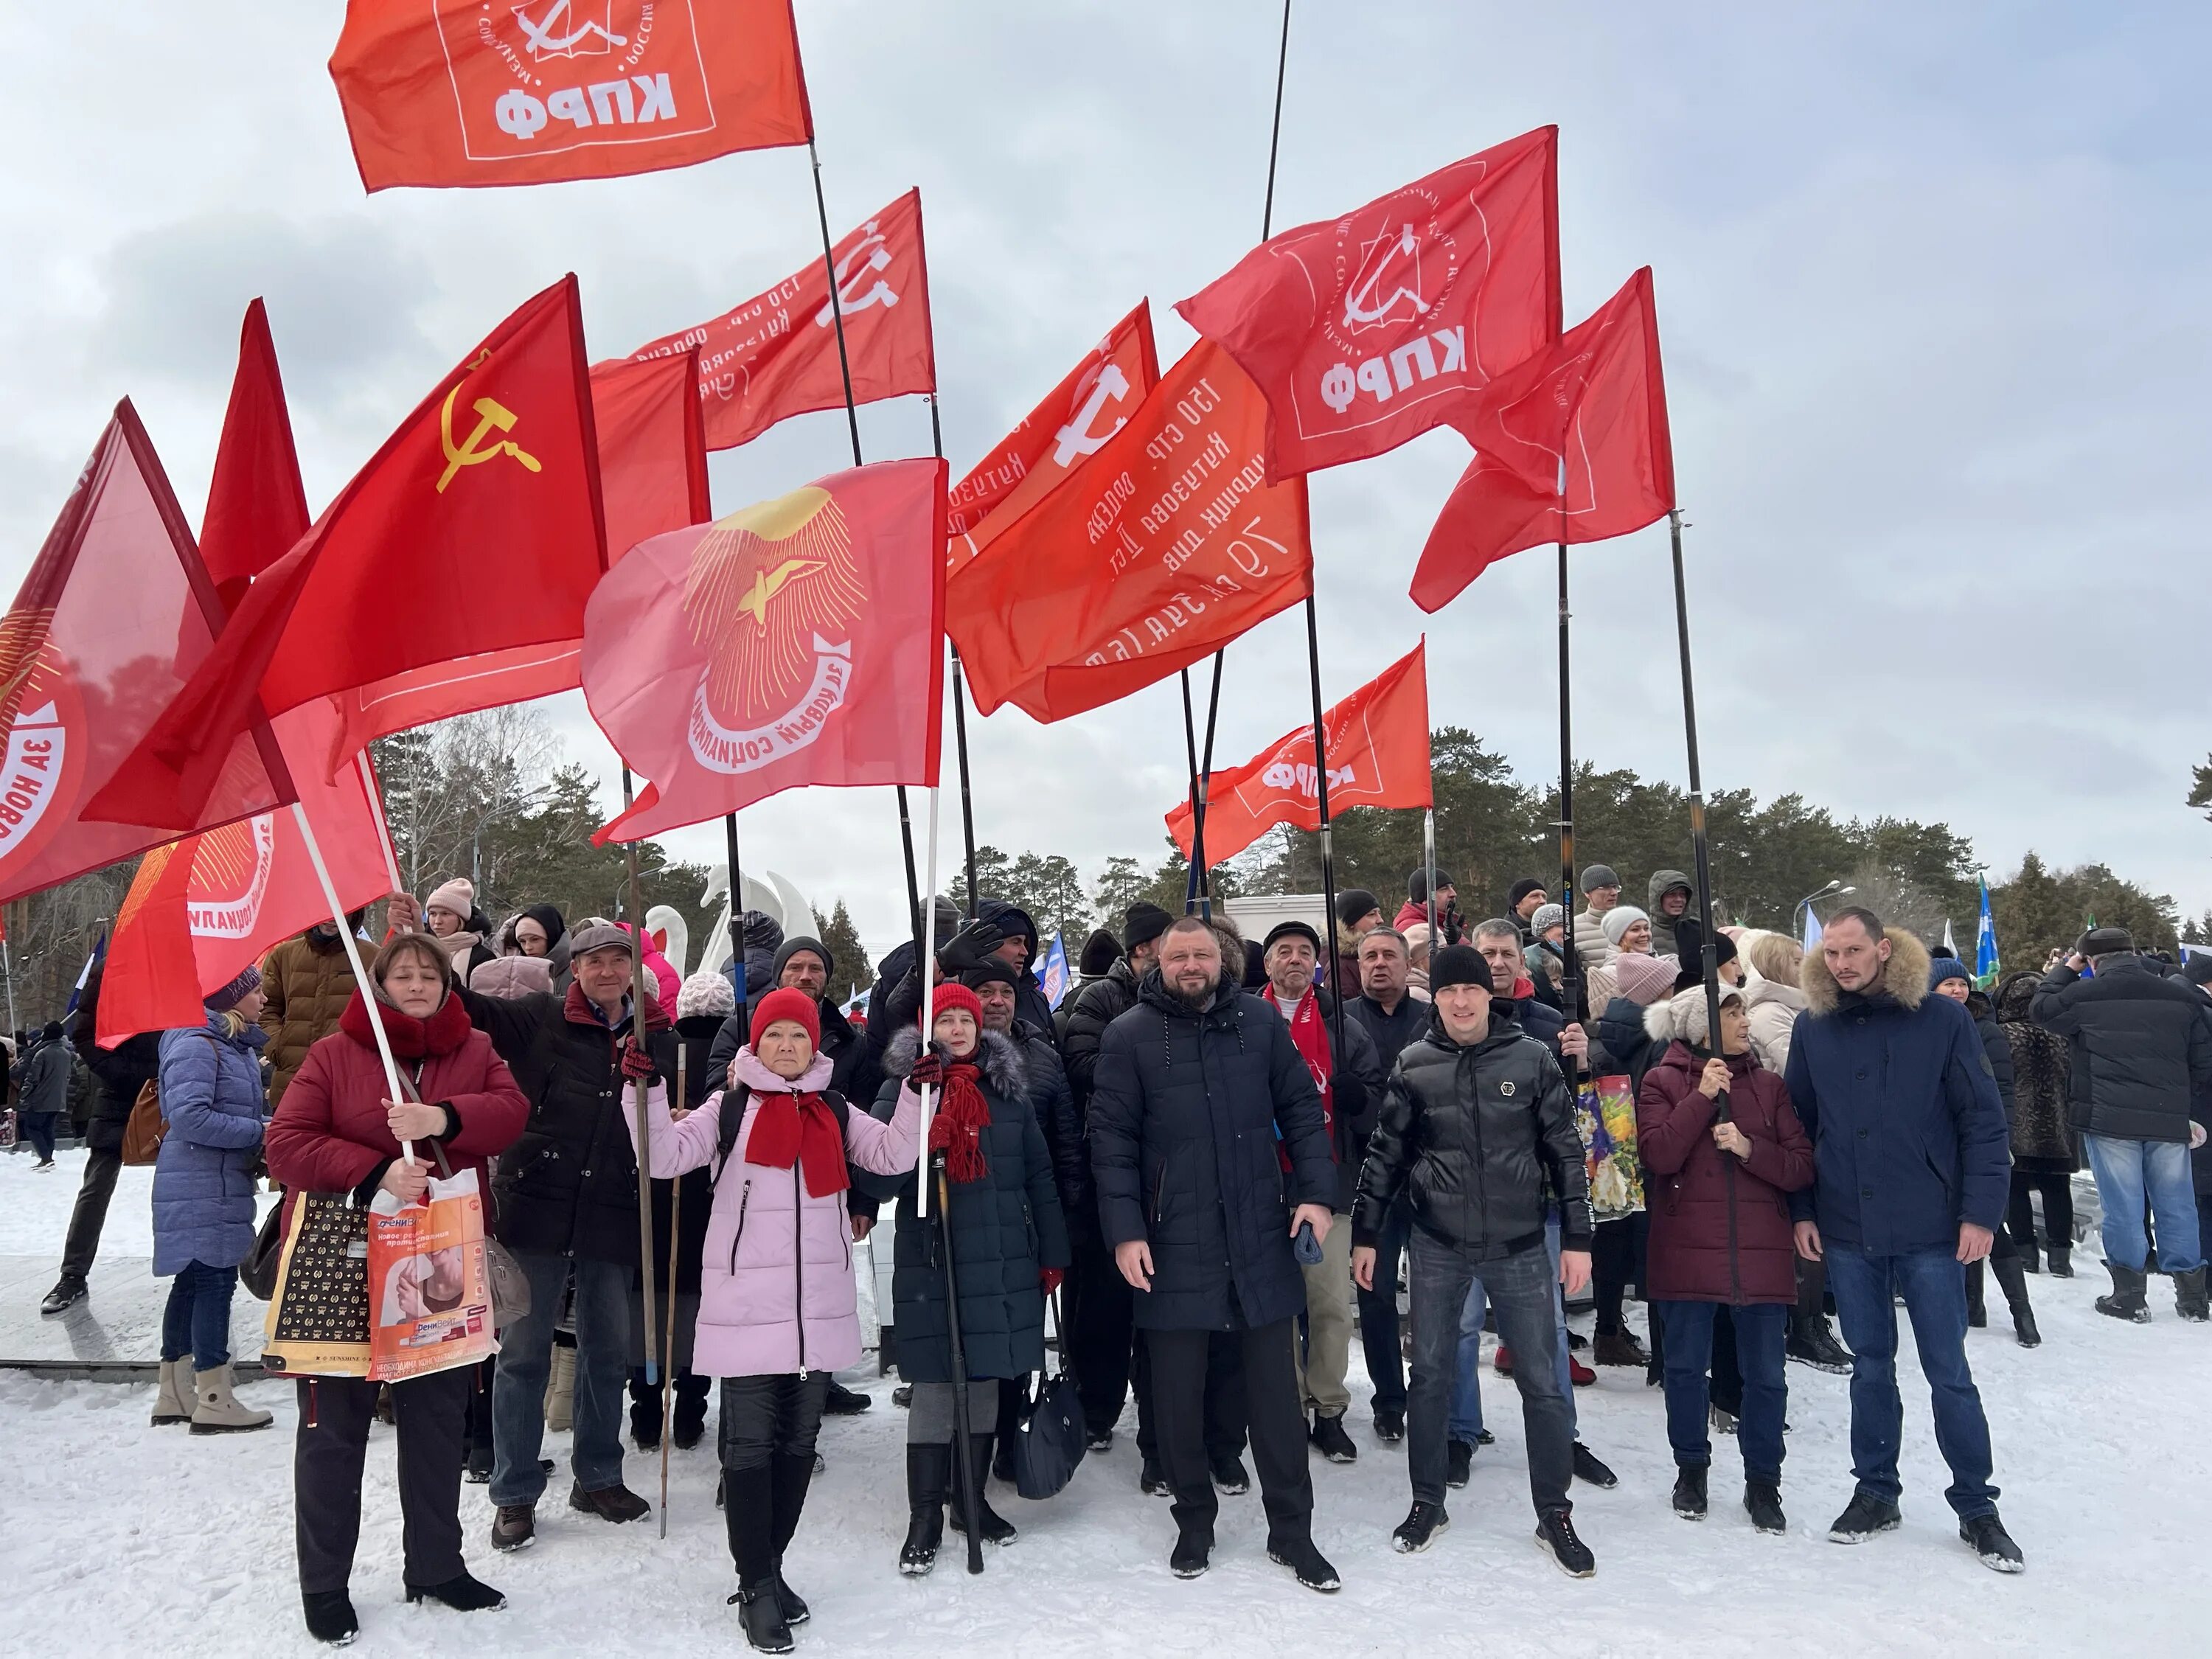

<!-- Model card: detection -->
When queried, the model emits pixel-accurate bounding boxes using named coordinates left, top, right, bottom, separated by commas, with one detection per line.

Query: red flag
left=316, top=347, right=711, bottom=774
left=201, top=299, right=309, bottom=613
left=87, top=276, right=607, bottom=827
left=1411, top=268, right=1674, bottom=612
left=946, top=340, right=1312, bottom=724
left=585, top=458, right=947, bottom=842
left=0, top=404, right=290, bottom=906
left=945, top=302, right=1160, bottom=577
left=329, top=0, right=812, bottom=192
left=96, top=700, right=395, bottom=1047
left=1177, top=128, right=1560, bottom=482
left=1167, top=641, right=1431, bottom=863
left=626, top=190, right=935, bottom=451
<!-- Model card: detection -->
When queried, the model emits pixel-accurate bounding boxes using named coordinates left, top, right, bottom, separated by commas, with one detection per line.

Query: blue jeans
left=1356, top=1198, right=1414, bottom=1413
left=21, top=1111, right=58, bottom=1162
left=1450, top=1214, right=1576, bottom=1443
left=1656, top=1301, right=1788, bottom=1481
left=1408, top=1231, right=1572, bottom=1513
left=1825, top=1242, right=1997, bottom=1519
left=2082, top=1133, right=2203, bottom=1273
left=491, top=1251, right=633, bottom=1507
left=161, top=1261, right=239, bottom=1371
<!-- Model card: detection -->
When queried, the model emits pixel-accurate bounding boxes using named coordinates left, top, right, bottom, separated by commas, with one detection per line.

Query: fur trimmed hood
left=1642, top=981, right=1747, bottom=1047
left=1799, top=926, right=1930, bottom=1018
left=882, top=1024, right=1029, bottom=1099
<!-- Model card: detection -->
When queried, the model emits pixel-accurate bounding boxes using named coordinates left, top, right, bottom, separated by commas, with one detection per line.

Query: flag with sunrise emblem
left=583, top=458, right=947, bottom=841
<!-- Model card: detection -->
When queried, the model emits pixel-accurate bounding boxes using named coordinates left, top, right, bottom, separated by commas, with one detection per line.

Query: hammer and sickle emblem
left=1051, top=364, right=1133, bottom=468
left=438, top=386, right=542, bottom=494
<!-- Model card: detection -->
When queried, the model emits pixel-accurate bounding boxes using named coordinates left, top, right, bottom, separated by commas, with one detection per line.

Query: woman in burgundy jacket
left=266, top=933, right=529, bottom=1646
left=1637, top=981, right=1814, bottom=1537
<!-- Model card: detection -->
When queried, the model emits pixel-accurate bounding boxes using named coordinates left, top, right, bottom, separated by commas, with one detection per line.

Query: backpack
left=119, top=1079, right=166, bottom=1166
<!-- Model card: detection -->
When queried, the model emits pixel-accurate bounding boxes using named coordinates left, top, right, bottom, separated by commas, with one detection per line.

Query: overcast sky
left=7, top=3, right=2208, bottom=956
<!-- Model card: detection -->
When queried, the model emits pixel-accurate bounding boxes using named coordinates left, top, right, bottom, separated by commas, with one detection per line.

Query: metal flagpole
left=1666, top=509, right=1725, bottom=1105
left=914, top=785, right=942, bottom=1217
left=291, top=801, right=409, bottom=1155
left=618, top=767, right=659, bottom=1385
left=1424, top=809, right=1439, bottom=939
left=1556, top=536, right=1582, bottom=1029
left=928, top=395, right=981, bottom=920
left=1303, top=598, right=1347, bottom=1058
left=1180, top=672, right=1205, bottom=914
left=810, top=136, right=925, bottom=943
left=725, top=811, right=749, bottom=1025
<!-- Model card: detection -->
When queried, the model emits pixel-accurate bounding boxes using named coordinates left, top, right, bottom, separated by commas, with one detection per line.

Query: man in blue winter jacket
left=1783, top=908, right=2022, bottom=1573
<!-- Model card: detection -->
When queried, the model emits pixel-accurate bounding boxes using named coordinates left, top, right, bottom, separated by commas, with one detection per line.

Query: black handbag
left=1009, top=1290, right=1087, bottom=1500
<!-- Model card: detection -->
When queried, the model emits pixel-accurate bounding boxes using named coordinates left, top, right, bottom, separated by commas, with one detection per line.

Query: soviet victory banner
left=1166, top=640, right=1431, bottom=863
left=945, top=339, right=1312, bottom=724
left=585, top=457, right=948, bottom=842
left=329, top=0, right=812, bottom=191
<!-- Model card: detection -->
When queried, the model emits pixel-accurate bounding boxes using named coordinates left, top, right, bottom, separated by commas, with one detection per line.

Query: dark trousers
left=1407, top=1232, right=1572, bottom=1514
left=1064, top=1224, right=1136, bottom=1436
left=2006, top=1171, right=2074, bottom=1254
left=21, top=1111, right=57, bottom=1162
left=59, top=1145, right=123, bottom=1281
left=1590, top=1213, right=1645, bottom=1335
left=294, top=1368, right=470, bottom=1595
left=1147, top=1321, right=1308, bottom=1543
left=1134, top=1326, right=1245, bottom=1466
left=1657, top=1301, right=1788, bottom=1481
left=160, top=1261, right=238, bottom=1371
left=720, top=1373, right=828, bottom=1587
left=1355, top=1198, right=1414, bottom=1415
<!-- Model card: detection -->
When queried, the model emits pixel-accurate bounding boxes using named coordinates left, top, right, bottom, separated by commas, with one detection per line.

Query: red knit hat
left=749, top=986, right=821, bottom=1051
left=930, top=982, right=984, bottom=1029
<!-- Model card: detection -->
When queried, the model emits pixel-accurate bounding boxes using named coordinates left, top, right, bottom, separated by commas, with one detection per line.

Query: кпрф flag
left=329, top=0, right=812, bottom=191
left=1166, top=641, right=1431, bottom=864
left=626, top=191, right=936, bottom=452
left=1412, top=266, right=1674, bottom=612
left=1178, top=128, right=1559, bottom=481
left=585, top=458, right=947, bottom=842
left=0, top=403, right=291, bottom=906
left=88, top=276, right=608, bottom=827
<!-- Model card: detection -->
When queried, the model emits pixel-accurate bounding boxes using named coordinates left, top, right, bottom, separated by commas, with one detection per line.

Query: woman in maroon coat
left=266, top=933, right=530, bottom=1646
left=1637, top=982, right=1813, bottom=1536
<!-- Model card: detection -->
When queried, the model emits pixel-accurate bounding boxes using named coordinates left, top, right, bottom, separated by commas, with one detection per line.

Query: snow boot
left=629, top=1371, right=663, bottom=1450
left=1672, top=1464, right=1708, bottom=1520
left=1571, top=1442, right=1618, bottom=1489
left=1535, top=1506, right=1595, bottom=1577
left=1964, top=1261, right=1987, bottom=1328
left=1210, top=1455, right=1251, bottom=1494
left=946, top=1434, right=1018, bottom=1545
left=302, top=1590, right=359, bottom=1646
left=1593, top=1327, right=1648, bottom=1368
left=728, top=1585, right=793, bottom=1654
left=1169, top=1527, right=1212, bottom=1579
left=1138, top=1456, right=1170, bottom=1496
left=1392, top=1502, right=1450, bottom=1553
left=899, top=1444, right=949, bottom=1576
left=543, top=1340, right=577, bottom=1431
left=1961, top=1510, right=2025, bottom=1573
left=1827, top=1492, right=1902, bottom=1543
left=150, top=1357, right=192, bottom=1426
left=1990, top=1256, right=2040, bottom=1347
left=2173, top=1265, right=2209, bottom=1323
left=1787, top=1314, right=1854, bottom=1373
left=404, top=1571, right=506, bottom=1612
left=189, top=1363, right=273, bottom=1433
left=1266, top=1534, right=1340, bottom=1593
left=1309, top=1412, right=1357, bottom=1464
left=1745, top=1478, right=1787, bottom=1534
left=2096, top=1262, right=2150, bottom=1324
left=2045, top=1245, right=2073, bottom=1279
left=822, top=1378, right=872, bottom=1415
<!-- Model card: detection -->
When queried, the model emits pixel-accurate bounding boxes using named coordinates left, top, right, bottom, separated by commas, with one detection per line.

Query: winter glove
left=619, top=1035, right=658, bottom=1085
left=908, top=1043, right=951, bottom=1090
left=936, top=919, right=1004, bottom=976
left=1040, top=1267, right=1064, bottom=1295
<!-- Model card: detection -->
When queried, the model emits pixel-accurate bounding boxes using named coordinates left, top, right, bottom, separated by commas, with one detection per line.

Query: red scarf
left=1264, top=984, right=1335, bottom=1163
left=925, top=1056, right=993, bottom=1185
left=746, top=1089, right=849, bottom=1197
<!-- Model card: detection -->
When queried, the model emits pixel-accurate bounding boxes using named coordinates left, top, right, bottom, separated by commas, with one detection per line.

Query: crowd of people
left=22, top=858, right=2212, bottom=1650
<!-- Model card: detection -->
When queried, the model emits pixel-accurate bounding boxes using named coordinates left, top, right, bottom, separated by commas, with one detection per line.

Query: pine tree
left=810, top=900, right=874, bottom=1002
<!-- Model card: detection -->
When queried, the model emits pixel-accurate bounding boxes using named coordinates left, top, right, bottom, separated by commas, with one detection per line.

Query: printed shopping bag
left=366, top=1165, right=498, bottom=1382
left=261, top=1192, right=372, bottom=1377
left=1576, top=1074, right=1645, bottom=1221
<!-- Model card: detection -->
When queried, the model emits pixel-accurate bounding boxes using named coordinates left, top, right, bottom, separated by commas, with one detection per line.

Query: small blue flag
left=1975, top=878, right=2000, bottom=987
left=1040, top=931, right=1070, bottom=1009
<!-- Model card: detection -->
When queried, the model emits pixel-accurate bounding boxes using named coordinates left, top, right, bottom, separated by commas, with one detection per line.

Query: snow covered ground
left=1, top=1147, right=2204, bottom=1657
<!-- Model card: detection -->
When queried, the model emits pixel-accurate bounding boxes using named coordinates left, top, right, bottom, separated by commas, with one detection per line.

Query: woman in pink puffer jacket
left=627, top=987, right=919, bottom=1646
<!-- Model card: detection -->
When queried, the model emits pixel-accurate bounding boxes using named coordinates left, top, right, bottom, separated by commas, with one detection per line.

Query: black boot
left=1989, top=1256, right=2040, bottom=1348
left=767, top=1452, right=815, bottom=1623
left=1964, top=1261, right=1986, bottom=1328
left=672, top=1372, right=710, bottom=1450
left=2096, top=1262, right=2150, bottom=1324
left=2177, top=1265, right=2211, bottom=1323
left=946, top=1433, right=1019, bottom=1545
left=728, top=1585, right=793, bottom=1655
left=404, top=1571, right=506, bottom=1612
left=628, top=1370, right=663, bottom=1450
left=1671, top=1464, right=1708, bottom=1519
left=2045, top=1244, right=2073, bottom=1279
left=723, top=1464, right=776, bottom=1587
left=302, top=1590, right=358, bottom=1645
left=900, top=1444, right=949, bottom=1576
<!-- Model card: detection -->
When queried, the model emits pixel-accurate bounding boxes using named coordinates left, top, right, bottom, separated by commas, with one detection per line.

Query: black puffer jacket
left=1061, top=956, right=1141, bottom=1105
left=1966, top=990, right=2017, bottom=1127
left=2031, top=956, right=2212, bottom=1144
left=1591, top=995, right=1660, bottom=1093
left=1353, top=1009, right=1593, bottom=1256
left=1263, top=985, right=1385, bottom=1212
left=858, top=1029, right=1070, bottom=1383
left=1012, top=1018, right=1091, bottom=1225
left=460, top=981, right=678, bottom=1266
left=1088, top=971, right=1334, bottom=1332
left=70, top=969, right=161, bottom=1155
left=649, top=1013, right=720, bottom=1295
